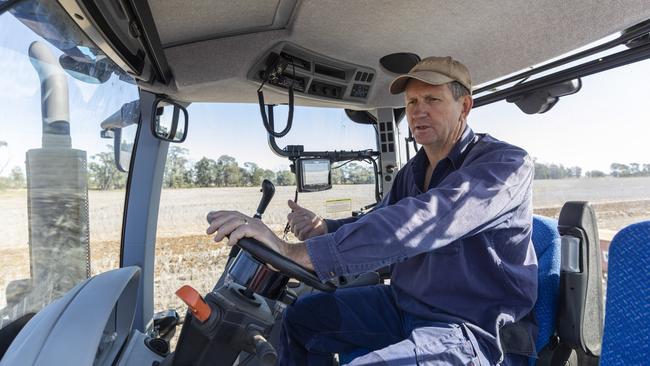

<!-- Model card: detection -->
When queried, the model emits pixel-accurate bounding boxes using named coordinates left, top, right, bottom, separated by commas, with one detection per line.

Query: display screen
left=298, top=158, right=331, bottom=192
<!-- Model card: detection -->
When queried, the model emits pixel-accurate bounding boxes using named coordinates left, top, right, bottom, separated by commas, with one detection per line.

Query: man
left=207, top=56, right=538, bottom=365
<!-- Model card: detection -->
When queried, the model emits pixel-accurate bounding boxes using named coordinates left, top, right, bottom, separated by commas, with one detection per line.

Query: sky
left=1, top=9, right=649, bottom=177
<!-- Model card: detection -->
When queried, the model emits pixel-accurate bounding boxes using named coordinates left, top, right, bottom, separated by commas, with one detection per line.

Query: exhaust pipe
left=1, top=41, right=91, bottom=320
left=28, top=41, right=71, bottom=149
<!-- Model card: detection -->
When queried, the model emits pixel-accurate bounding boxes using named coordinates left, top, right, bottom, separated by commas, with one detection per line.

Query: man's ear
left=460, top=95, right=473, bottom=122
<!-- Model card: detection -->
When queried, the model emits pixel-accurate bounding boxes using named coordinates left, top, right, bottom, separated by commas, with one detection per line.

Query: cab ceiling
left=147, top=0, right=650, bottom=108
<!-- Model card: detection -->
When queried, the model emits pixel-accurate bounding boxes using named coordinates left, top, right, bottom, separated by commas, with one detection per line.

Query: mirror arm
left=113, top=128, right=128, bottom=173
left=100, top=100, right=140, bottom=130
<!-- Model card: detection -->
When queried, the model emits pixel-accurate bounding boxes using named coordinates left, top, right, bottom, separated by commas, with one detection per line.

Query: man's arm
left=305, top=146, right=534, bottom=281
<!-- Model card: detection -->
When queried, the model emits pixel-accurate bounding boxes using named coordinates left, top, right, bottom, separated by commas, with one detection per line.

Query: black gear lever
left=226, top=179, right=276, bottom=262
left=254, top=179, right=275, bottom=219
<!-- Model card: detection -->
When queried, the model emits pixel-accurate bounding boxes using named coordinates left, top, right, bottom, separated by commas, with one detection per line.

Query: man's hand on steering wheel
left=206, top=210, right=315, bottom=271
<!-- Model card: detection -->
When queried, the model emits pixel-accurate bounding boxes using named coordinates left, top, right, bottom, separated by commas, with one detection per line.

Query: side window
left=470, top=59, right=650, bottom=286
left=153, top=104, right=378, bottom=314
left=0, top=1, right=138, bottom=330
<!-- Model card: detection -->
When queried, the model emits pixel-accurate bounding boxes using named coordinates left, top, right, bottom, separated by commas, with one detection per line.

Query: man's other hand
left=287, top=200, right=327, bottom=240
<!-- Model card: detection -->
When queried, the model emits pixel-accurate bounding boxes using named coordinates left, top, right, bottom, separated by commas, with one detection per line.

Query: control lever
left=254, top=179, right=276, bottom=219
left=175, top=285, right=212, bottom=322
left=227, top=179, right=276, bottom=261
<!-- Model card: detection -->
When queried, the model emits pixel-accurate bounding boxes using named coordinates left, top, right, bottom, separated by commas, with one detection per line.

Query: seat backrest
left=555, top=201, right=604, bottom=362
left=531, top=215, right=562, bottom=355
left=600, top=221, right=650, bottom=365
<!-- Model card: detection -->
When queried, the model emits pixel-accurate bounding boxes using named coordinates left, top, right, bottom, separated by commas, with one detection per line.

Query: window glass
left=470, top=59, right=650, bottom=285
left=0, top=0, right=138, bottom=329
left=153, top=104, right=378, bottom=315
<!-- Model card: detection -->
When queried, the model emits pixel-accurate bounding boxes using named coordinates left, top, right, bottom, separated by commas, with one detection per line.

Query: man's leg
left=347, top=322, right=490, bottom=366
left=277, top=285, right=404, bottom=366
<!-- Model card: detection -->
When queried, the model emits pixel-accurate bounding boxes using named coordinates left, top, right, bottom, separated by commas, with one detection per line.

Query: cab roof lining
left=145, top=0, right=650, bottom=108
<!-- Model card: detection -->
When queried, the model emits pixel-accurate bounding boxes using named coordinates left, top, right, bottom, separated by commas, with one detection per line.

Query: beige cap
left=389, top=56, right=472, bottom=95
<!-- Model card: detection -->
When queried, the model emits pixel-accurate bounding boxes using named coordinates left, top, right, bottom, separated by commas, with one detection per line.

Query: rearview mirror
left=295, top=158, right=332, bottom=192
left=507, top=79, right=582, bottom=114
left=99, top=101, right=140, bottom=172
left=152, top=98, right=188, bottom=143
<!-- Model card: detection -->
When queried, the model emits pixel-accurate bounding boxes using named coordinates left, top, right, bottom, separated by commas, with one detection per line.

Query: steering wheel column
left=234, top=238, right=337, bottom=293
left=227, top=251, right=290, bottom=300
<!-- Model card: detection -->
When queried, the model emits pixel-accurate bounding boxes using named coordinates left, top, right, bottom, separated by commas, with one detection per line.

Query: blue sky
left=1, top=10, right=649, bottom=176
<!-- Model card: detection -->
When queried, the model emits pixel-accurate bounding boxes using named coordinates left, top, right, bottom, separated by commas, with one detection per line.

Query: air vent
left=354, top=71, right=374, bottom=83
left=314, top=63, right=346, bottom=80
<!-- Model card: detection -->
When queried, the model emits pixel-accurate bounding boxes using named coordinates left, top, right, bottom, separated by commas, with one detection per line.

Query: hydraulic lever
left=227, top=179, right=276, bottom=262
left=254, top=179, right=276, bottom=219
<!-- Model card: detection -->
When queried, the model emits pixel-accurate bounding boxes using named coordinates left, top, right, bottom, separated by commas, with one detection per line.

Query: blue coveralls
left=278, top=127, right=538, bottom=365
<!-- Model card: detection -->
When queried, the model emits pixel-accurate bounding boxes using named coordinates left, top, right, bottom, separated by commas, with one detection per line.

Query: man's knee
left=283, top=291, right=341, bottom=335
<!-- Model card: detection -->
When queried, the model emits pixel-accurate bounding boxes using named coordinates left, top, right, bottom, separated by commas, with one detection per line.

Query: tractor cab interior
left=0, top=0, right=649, bottom=365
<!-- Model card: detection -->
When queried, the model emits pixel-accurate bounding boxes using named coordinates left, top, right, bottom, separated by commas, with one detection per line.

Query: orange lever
left=175, top=285, right=212, bottom=322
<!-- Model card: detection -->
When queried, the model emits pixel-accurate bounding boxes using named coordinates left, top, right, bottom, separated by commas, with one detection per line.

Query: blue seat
left=600, top=221, right=650, bottom=365
left=530, top=215, right=561, bottom=362
left=340, top=215, right=562, bottom=365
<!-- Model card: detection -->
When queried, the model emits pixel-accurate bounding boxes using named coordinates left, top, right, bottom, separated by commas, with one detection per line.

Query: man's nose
left=410, top=102, right=427, bottom=118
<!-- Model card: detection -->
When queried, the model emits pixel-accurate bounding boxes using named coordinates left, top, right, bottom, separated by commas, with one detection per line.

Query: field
left=1, top=177, right=650, bottom=313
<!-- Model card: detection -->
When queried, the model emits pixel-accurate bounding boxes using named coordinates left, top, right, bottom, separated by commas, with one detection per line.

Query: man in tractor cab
left=207, top=56, right=538, bottom=365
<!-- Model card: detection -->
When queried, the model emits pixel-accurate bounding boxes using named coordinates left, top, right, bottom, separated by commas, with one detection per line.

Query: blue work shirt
left=305, top=126, right=538, bottom=360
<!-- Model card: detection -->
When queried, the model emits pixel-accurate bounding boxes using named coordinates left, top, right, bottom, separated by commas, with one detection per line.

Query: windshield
left=0, top=0, right=138, bottom=330
left=152, top=103, right=379, bottom=316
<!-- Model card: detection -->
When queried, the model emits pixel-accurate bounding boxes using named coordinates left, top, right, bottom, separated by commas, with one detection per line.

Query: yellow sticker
left=325, top=198, right=352, bottom=214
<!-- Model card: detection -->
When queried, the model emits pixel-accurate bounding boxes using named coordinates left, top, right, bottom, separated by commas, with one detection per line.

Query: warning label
left=325, top=198, right=352, bottom=214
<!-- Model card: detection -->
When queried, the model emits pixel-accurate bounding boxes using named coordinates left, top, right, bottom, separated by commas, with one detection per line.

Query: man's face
left=404, top=79, right=471, bottom=150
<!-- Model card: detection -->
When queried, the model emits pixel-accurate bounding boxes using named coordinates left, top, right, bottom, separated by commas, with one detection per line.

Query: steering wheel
left=236, top=238, right=336, bottom=292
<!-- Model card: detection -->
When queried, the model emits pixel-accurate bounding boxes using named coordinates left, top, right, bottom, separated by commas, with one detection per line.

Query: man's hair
left=447, top=81, right=470, bottom=101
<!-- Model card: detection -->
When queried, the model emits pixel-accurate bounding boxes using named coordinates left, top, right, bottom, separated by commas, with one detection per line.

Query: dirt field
left=1, top=178, right=649, bottom=312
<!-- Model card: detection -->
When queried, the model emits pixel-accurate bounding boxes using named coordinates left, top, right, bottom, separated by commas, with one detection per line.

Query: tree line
left=161, top=147, right=376, bottom=189
left=533, top=161, right=650, bottom=180
left=608, top=163, right=650, bottom=178
left=1, top=144, right=648, bottom=190
left=88, top=146, right=376, bottom=190
left=534, top=161, right=583, bottom=180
